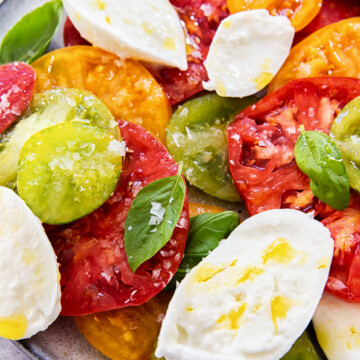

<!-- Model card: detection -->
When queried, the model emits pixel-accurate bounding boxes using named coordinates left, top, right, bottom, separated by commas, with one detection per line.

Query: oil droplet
left=105, top=16, right=111, bottom=24
left=95, top=0, right=106, bottom=10
left=223, top=18, right=232, bottom=29
left=216, top=80, right=227, bottom=97
left=217, top=303, right=247, bottom=330
left=254, top=72, right=273, bottom=91
left=142, top=23, right=153, bottom=35
left=271, top=296, right=292, bottom=334
left=262, top=237, right=306, bottom=265
left=162, top=37, right=176, bottom=51
left=75, top=12, right=81, bottom=22
left=317, top=257, right=330, bottom=270
left=193, top=260, right=237, bottom=283
left=237, top=266, right=264, bottom=285
left=0, top=314, right=28, bottom=340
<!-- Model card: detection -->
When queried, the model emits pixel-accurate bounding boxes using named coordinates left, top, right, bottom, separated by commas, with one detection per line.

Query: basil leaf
left=166, top=211, right=240, bottom=289
left=0, top=0, right=63, bottom=64
left=124, top=167, right=186, bottom=273
left=294, top=127, right=350, bottom=210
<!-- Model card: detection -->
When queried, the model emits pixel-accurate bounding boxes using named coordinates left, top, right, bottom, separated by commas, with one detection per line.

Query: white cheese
left=156, top=209, right=333, bottom=360
left=0, top=186, right=61, bottom=340
left=313, top=292, right=360, bottom=360
left=203, top=10, right=294, bottom=97
left=62, top=0, right=188, bottom=70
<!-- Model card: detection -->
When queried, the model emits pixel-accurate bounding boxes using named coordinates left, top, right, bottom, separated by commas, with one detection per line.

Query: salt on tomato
left=47, top=121, right=189, bottom=316
left=227, top=77, right=360, bottom=216
left=268, top=17, right=360, bottom=93
left=0, top=62, right=36, bottom=134
left=322, top=193, right=360, bottom=302
left=294, top=0, right=360, bottom=44
left=226, top=0, right=322, bottom=32
left=74, top=291, right=173, bottom=360
left=31, top=46, right=171, bottom=144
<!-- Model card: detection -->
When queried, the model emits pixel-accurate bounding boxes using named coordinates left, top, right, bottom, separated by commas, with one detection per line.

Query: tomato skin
left=0, top=62, right=36, bottom=134
left=269, top=17, right=360, bottom=93
left=227, top=77, right=360, bottom=216
left=47, top=121, right=189, bottom=316
left=294, top=0, right=360, bottom=44
left=227, top=0, right=322, bottom=32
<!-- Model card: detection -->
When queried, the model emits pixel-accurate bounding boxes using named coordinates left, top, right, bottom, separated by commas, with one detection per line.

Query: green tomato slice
left=17, top=121, right=124, bottom=225
left=166, top=93, right=256, bottom=202
left=0, top=88, right=119, bottom=187
left=330, top=95, right=360, bottom=193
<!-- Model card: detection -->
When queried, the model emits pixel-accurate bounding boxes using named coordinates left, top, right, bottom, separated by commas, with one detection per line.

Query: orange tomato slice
left=188, top=202, right=226, bottom=217
left=268, top=17, right=360, bottom=93
left=226, top=0, right=322, bottom=32
left=31, top=46, right=171, bottom=144
left=74, top=291, right=172, bottom=360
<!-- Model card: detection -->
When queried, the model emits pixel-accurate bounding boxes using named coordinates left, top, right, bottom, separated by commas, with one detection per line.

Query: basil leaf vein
left=124, top=166, right=186, bottom=273
left=0, top=0, right=63, bottom=64
left=294, top=127, right=350, bottom=210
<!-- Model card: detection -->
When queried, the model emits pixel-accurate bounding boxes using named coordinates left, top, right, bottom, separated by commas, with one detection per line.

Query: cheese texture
left=313, top=292, right=360, bottom=360
left=0, top=186, right=61, bottom=340
left=62, top=0, right=187, bottom=70
left=156, top=209, right=333, bottom=360
left=203, top=10, right=294, bottom=97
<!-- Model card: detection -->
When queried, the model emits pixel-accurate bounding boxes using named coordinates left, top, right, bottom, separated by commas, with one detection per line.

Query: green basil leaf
left=0, top=0, right=63, bottom=64
left=294, top=127, right=350, bottom=210
left=124, top=166, right=186, bottom=273
left=166, top=211, right=240, bottom=289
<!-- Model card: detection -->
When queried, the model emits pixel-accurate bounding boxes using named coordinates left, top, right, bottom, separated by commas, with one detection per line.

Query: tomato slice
left=322, top=194, right=360, bottom=301
left=47, top=121, right=189, bottom=316
left=294, top=0, right=360, bottom=44
left=226, top=0, right=322, bottom=32
left=63, top=17, right=90, bottom=47
left=31, top=46, right=171, bottom=144
left=74, top=291, right=172, bottom=360
left=0, top=62, right=36, bottom=134
left=227, top=77, right=360, bottom=216
left=269, top=17, right=360, bottom=93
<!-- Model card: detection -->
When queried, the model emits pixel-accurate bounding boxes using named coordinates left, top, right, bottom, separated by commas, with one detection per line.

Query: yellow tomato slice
left=31, top=46, right=171, bottom=144
left=268, top=17, right=360, bottom=93
left=226, top=0, right=322, bottom=32
left=74, top=291, right=173, bottom=360
left=188, top=202, right=226, bottom=217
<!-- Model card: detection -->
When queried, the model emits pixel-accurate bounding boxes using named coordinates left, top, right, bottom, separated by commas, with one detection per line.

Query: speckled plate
left=0, top=1, right=247, bottom=359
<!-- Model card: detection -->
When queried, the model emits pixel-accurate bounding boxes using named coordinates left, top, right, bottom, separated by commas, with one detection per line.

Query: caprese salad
left=1, top=0, right=360, bottom=359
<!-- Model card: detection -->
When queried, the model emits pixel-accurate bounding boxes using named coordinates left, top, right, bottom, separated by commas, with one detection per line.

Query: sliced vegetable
left=167, top=211, right=240, bottom=289
left=17, top=121, right=123, bottom=224
left=0, top=88, right=118, bottom=187
left=167, top=93, right=256, bottom=202
left=227, top=0, right=322, bottom=32
left=227, top=77, right=360, bottom=216
left=294, top=127, right=350, bottom=210
left=74, top=291, right=172, bottom=360
left=269, top=17, right=360, bottom=93
left=0, top=62, right=36, bottom=135
left=280, top=331, right=318, bottom=360
left=31, top=46, right=171, bottom=143
left=188, top=202, right=225, bottom=217
left=124, top=165, right=186, bottom=273
left=0, top=0, right=63, bottom=64
left=331, top=95, right=360, bottom=193
left=46, top=121, right=189, bottom=315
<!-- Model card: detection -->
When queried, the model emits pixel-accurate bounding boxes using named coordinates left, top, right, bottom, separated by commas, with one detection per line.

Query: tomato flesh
left=47, top=121, right=189, bottom=315
left=227, top=0, right=322, bottom=32
left=227, top=77, right=360, bottom=216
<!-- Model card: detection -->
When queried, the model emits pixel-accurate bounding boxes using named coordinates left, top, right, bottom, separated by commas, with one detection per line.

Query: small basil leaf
left=124, top=167, right=186, bottom=273
left=0, top=0, right=63, bottom=64
left=294, top=128, right=350, bottom=210
left=166, top=211, right=240, bottom=289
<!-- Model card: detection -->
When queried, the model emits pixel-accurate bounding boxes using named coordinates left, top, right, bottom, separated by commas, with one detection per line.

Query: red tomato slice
left=0, top=62, right=36, bottom=134
left=63, top=17, right=90, bottom=47
left=227, top=77, right=360, bottom=216
left=322, top=194, right=360, bottom=301
left=294, top=0, right=360, bottom=45
left=62, top=0, right=228, bottom=105
left=47, top=121, right=189, bottom=316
